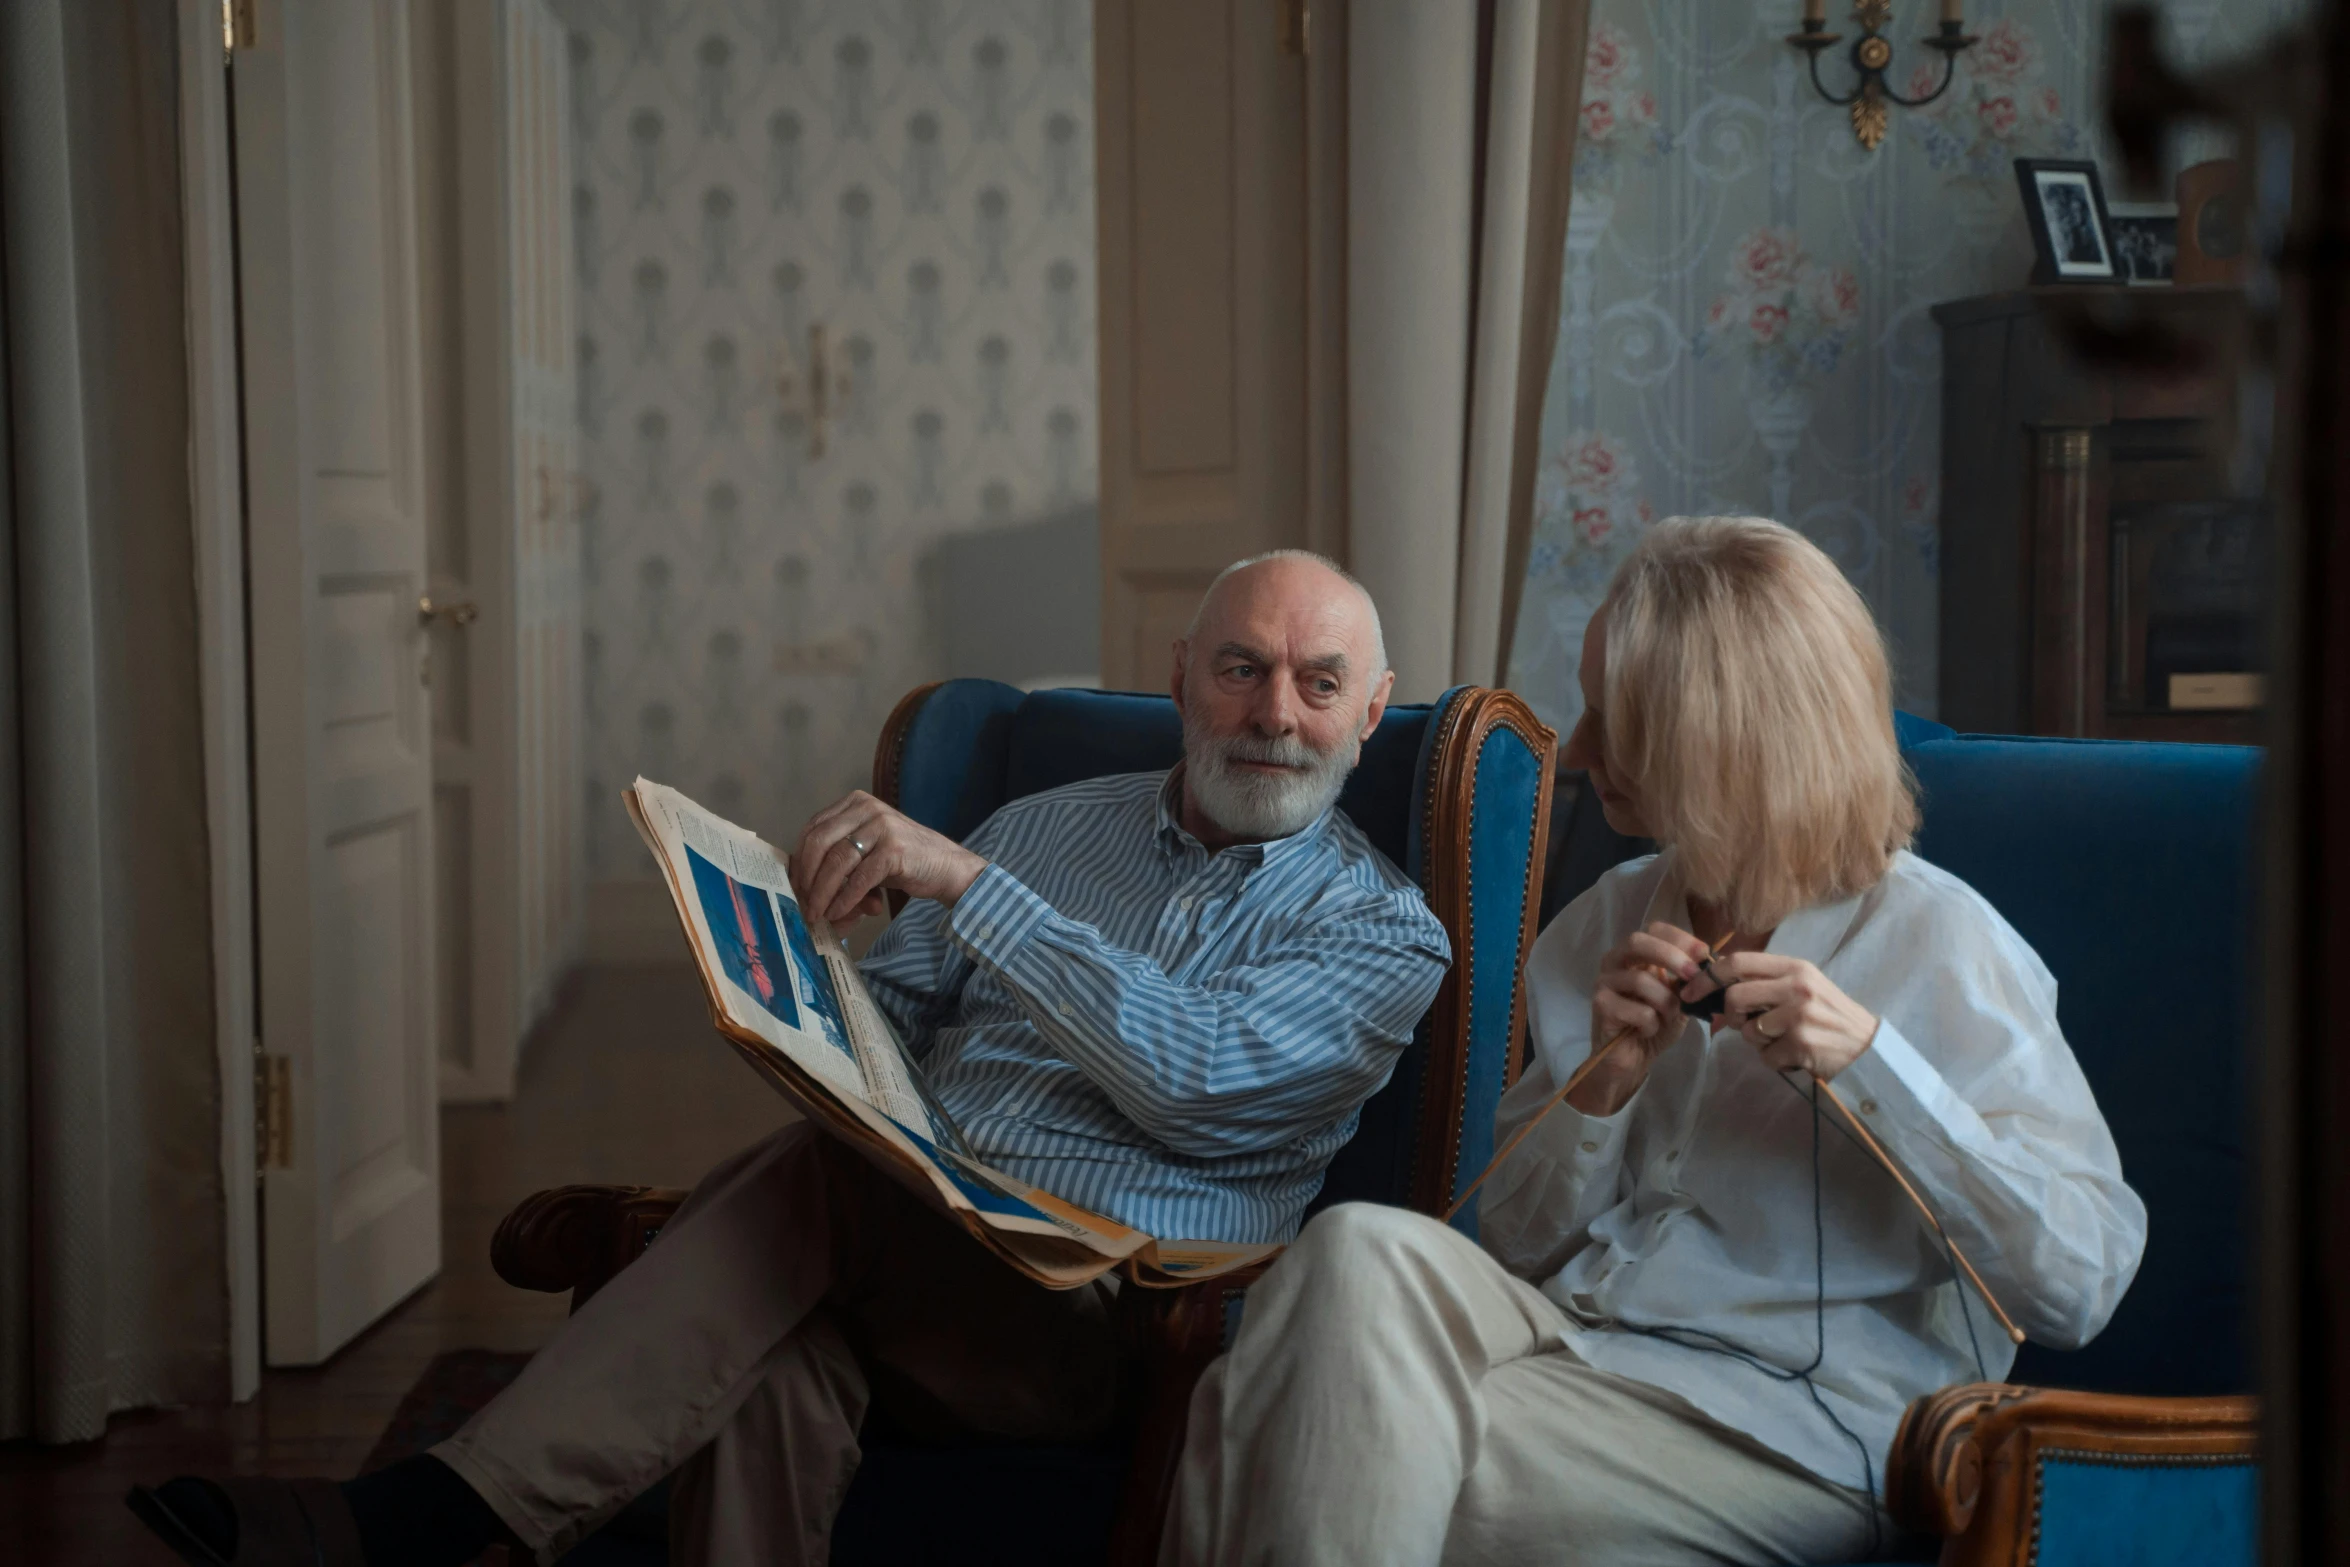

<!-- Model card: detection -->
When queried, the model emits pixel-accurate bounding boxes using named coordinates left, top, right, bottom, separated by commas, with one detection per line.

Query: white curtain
left=1345, top=0, right=1590, bottom=702
left=0, top=0, right=228, bottom=1443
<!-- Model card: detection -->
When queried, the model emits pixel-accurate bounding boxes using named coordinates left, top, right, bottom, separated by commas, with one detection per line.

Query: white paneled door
left=1094, top=0, right=1316, bottom=688
left=432, top=0, right=585, bottom=1105
left=235, top=0, right=443, bottom=1365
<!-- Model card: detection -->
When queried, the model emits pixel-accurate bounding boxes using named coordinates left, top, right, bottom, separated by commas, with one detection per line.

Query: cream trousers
left=1164, top=1203, right=1888, bottom=1567
left=433, top=1123, right=1125, bottom=1566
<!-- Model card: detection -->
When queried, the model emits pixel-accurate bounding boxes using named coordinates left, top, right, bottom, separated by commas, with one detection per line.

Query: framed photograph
left=2014, top=159, right=2118, bottom=283
left=2108, top=201, right=2179, bottom=286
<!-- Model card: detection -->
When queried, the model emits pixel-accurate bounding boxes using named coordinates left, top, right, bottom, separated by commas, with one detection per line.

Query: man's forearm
left=945, top=864, right=1446, bottom=1157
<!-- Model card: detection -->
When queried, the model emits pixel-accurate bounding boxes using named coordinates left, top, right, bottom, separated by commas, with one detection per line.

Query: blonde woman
left=1165, top=517, right=2147, bottom=1567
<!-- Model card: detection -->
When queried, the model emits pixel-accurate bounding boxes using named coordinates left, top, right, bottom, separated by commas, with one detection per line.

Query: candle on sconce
left=1804, top=0, right=1827, bottom=22
left=1940, top=0, right=1964, bottom=23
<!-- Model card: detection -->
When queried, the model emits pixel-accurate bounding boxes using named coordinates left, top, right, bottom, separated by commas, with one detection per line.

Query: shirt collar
left=1154, top=764, right=1336, bottom=868
left=1640, top=845, right=1870, bottom=968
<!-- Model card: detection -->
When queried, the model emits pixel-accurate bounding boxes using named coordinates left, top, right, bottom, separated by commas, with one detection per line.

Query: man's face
left=1170, top=559, right=1394, bottom=842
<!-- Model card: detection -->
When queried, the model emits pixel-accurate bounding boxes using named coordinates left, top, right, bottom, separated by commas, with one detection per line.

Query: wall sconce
left=1789, top=0, right=1977, bottom=151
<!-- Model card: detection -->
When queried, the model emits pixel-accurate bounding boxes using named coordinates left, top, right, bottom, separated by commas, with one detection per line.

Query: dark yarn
left=1608, top=1074, right=1996, bottom=1559
left=1680, top=955, right=1737, bottom=1023
left=341, top=1453, right=515, bottom=1567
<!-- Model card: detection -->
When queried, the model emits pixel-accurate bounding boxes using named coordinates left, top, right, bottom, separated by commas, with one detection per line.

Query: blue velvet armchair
left=492, top=679, right=1559, bottom=1565
left=1544, top=717, right=2263, bottom=1567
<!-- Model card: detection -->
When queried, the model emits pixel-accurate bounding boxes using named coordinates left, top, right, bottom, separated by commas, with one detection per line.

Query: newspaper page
left=627, top=778, right=1281, bottom=1288
left=629, top=780, right=947, bottom=1140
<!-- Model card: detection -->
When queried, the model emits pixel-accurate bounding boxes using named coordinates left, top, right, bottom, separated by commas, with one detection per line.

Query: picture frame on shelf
left=2015, top=159, right=2119, bottom=284
left=2108, top=201, right=2179, bottom=285
left=2175, top=159, right=2248, bottom=286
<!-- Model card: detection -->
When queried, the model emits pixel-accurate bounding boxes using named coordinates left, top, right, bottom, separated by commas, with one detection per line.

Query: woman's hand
left=1568, top=922, right=1713, bottom=1116
left=790, top=791, right=989, bottom=925
left=1713, top=951, right=1880, bottom=1080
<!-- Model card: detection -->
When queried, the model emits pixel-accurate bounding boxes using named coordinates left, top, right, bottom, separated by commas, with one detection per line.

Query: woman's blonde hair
left=1599, top=515, right=1917, bottom=933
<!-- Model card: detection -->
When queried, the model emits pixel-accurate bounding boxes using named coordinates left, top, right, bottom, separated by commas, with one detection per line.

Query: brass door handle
left=776, top=322, right=847, bottom=460
left=418, top=595, right=479, bottom=627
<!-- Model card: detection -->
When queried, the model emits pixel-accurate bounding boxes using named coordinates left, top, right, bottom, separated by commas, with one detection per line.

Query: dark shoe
left=127, top=1477, right=365, bottom=1566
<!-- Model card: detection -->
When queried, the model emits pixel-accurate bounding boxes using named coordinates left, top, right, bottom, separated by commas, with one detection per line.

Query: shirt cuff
left=945, top=863, right=1054, bottom=971
left=1543, top=1077, right=1639, bottom=1167
left=1838, top=1016, right=1967, bottom=1144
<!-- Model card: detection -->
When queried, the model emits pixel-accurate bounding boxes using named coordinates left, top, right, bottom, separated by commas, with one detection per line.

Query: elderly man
left=132, top=551, right=1450, bottom=1567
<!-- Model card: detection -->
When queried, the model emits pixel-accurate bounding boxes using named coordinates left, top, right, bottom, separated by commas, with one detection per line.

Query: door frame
left=432, top=0, right=523, bottom=1103
left=176, top=0, right=260, bottom=1403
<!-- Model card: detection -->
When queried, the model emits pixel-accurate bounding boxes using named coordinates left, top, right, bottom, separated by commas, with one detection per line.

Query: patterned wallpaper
left=551, top=0, right=1098, bottom=878
left=1503, top=0, right=2306, bottom=730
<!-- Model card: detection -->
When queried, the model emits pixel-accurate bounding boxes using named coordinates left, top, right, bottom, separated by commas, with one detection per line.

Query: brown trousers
left=434, top=1123, right=1127, bottom=1566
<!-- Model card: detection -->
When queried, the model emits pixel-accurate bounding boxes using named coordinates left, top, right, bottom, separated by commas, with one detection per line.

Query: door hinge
left=1280, top=0, right=1311, bottom=56
left=257, top=1052, right=293, bottom=1169
left=224, top=0, right=258, bottom=53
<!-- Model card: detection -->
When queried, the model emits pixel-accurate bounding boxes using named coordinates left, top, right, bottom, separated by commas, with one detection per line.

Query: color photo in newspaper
left=626, top=779, right=1278, bottom=1288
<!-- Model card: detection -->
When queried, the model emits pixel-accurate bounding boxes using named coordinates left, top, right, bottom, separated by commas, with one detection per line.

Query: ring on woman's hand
left=849, top=837, right=870, bottom=857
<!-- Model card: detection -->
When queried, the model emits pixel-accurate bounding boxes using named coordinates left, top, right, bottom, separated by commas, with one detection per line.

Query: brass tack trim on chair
left=872, top=680, right=946, bottom=812
left=870, top=681, right=946, bottom=916
left=2037, top=1449, right=2259, bottom=1468
left=1887, top=1380, right=2258, bottom=1564
left=1406, top=690, right=1477, bottom=1215
left=1407, top=689, right=1557, bottom=1220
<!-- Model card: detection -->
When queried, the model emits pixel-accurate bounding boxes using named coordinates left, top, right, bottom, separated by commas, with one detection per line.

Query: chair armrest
left=1888, top=1381, right=2258, bottom=1567
left=491, top=1184, right=688, bottom=1313
left=1105, top=1264, right=1274, bottom=1567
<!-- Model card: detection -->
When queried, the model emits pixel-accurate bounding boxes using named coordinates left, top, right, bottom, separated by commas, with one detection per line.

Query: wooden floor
left=0, top=964, right=794, bottom=1565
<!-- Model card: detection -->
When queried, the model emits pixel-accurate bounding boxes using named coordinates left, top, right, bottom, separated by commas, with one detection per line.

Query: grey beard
left=1181, top=713, right=1356, bottom=842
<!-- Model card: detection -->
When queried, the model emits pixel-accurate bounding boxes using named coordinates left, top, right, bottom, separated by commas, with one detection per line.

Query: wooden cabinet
left=1934, top=287, right=2266, bottom=744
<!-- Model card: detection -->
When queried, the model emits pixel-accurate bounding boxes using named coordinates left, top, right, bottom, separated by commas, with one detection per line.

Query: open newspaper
left=627, top=779, right=1280, bottom=1289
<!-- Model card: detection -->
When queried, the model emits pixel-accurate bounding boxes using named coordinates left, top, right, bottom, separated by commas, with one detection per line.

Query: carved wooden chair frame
left=495, top=681, right=1558, bottom=1563
left=494, top=678, right=2263, bottom=1565
left=1886, top=1382, right=2258, bottom=1566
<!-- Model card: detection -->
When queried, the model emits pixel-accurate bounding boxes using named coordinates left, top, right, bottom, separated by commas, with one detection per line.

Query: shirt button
left=1665, top=1149, right=1679, bottom=1161
left=1057, top=1002, right=1074, bottom=1018
left=1580, top=1140, right=1599, bottom=1153
left=1179, top=896, right=1194, bottom=912
left=1861, top=1099, right=1879, bottom=1115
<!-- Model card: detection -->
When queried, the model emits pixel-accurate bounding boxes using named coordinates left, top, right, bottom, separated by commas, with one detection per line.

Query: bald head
left=1183, top=550, right=1388, bottom=679
left=1168, top=551, right=1396, bottom=847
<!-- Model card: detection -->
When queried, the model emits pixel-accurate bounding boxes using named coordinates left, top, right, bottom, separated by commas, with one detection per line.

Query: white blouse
left=1481, top=848, right=2148, bottom=1495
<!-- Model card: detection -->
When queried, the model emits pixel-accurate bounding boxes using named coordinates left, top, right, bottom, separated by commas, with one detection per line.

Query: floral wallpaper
left=1505, top=0, right=2307, bottom=730
left=551, top=0, right=1097, bottom=878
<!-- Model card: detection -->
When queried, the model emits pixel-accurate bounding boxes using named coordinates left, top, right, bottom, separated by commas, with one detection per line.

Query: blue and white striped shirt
left=857, top=769, right=1451, bottom=1245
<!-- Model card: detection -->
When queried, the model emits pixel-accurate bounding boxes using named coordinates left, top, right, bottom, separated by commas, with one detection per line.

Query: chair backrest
left=1900, top=731, right=2259, bottom=1396
left=1543, top=717, right=2260, bottom=1397
left=873, top=680, right=1557, bottom=1236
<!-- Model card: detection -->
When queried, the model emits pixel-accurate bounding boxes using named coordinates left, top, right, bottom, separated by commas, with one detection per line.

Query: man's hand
left=1712, top=951, right=1880, bottom=1080
left=1568, top=922, right=1712, bottom=1116
left=789, top=791, right=989, bottom=925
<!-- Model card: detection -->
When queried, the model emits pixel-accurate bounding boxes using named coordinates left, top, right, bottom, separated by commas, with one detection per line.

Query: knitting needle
left=1442, top=937, right=2031, bottom=1347
left=1444, top=934, right=1740, bottom=1223
left=1812, top=1077, right=2027, bottom=1345
left=1442, top=1020, right=1641, bottom=1221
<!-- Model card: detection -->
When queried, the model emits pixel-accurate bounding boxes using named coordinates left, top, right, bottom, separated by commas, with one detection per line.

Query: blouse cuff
left=1544, top=1080, right=1640, bottom=1166
left=1837, top=1017, right=1968, bottom=1146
